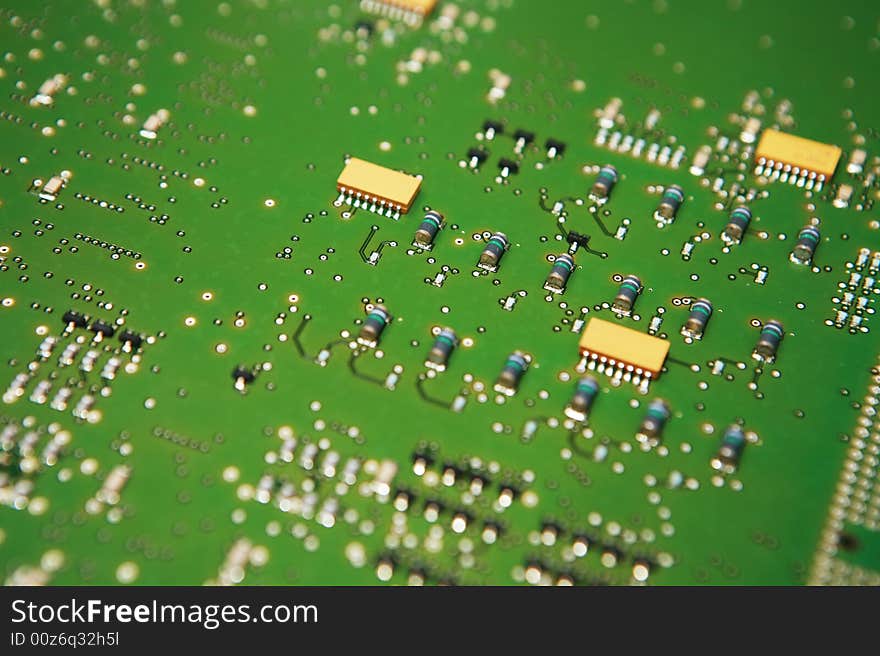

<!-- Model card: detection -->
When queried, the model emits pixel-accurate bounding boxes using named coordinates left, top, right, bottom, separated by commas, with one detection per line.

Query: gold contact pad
left=578, top=317, right=670, bottom=377
left=755, top=129, right=842, bottom=179
left=336, top=157, right=422, bottom=213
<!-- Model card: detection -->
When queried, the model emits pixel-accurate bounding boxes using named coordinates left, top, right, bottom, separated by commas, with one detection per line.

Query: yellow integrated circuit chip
left=578, top=317, right=670, bottom=382
left=336, top=157, right=422, bottom=219
left=754, top=129, right=842, bottom=188
left=397, top=0, right=438, bottom=13
left=360, top=0, right=438, bottom=25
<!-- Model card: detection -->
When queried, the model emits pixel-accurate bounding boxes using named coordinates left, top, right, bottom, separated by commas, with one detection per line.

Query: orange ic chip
left=754, top=129, right=842, bottom=182
left=397, top=0, right=439, bottom=13
left=578, top=317, right=670, bottom=379
left=336, top=157, right=422, bottom=218
left=360, top=0, right=439, bottom=25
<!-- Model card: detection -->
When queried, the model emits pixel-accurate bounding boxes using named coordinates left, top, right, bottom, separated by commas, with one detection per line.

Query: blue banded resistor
left=711, top=424, right=747, bottom=473
left=425, top=327, right=458, bottom=372
left=357, top=304, right=391, bottom=348
left=612, top=274, right=642, bottom=316
left=477, top=232, right=509, bottom=272
left=790, top=224, right=820, bottom=265
left=681, top=298, right=713, bottom=340
left=637, top=398, right=671, bottom=444
left=564, top=375, right=599, bottom=421
left=413, top=210, right=444, bottom=250
left=654, top=185, right=685, bottom=226
left=543, top=254, right=575, bottom=294
left=752, top=319, right=784, bottom=363
left=722, top=206, right=751, bottom=245
left=590, top=165, right=618, bottom=202
left=493, top=351, right=530, bottom=396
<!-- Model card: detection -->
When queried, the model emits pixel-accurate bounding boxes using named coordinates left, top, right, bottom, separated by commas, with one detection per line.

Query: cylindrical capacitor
left=564, top=375, right=599, bottom=421
left=544, top=253, right=575, bottom=294
left=590, top=165, right=618, bottom=201
left=637, top=398, right=671, bottom=444
left=711, top=424, right=746, bottom=473
left=681, top=298, right=713, bottom=340
left=357, top=304, right=392, bottom=347
left=654, top=185, right=685, bottom=225
left=790, top=225, right=820, bottom=265
left=425, top=327, right=458, bottom=371
left=413, top=210, right=444, bottom=250
left=752, top=319, right=784, bottom=363
left=477, top=232, right=509, bottom=272
left=722, top=206, right=751, bottom=245
left=612, top=274, right=642, bottom=315
left=493, top=351, right=530, bottom=396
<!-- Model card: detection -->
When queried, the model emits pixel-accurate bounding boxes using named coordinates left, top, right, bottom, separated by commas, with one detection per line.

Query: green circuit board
left=1, top=0, right=879, bottom=586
